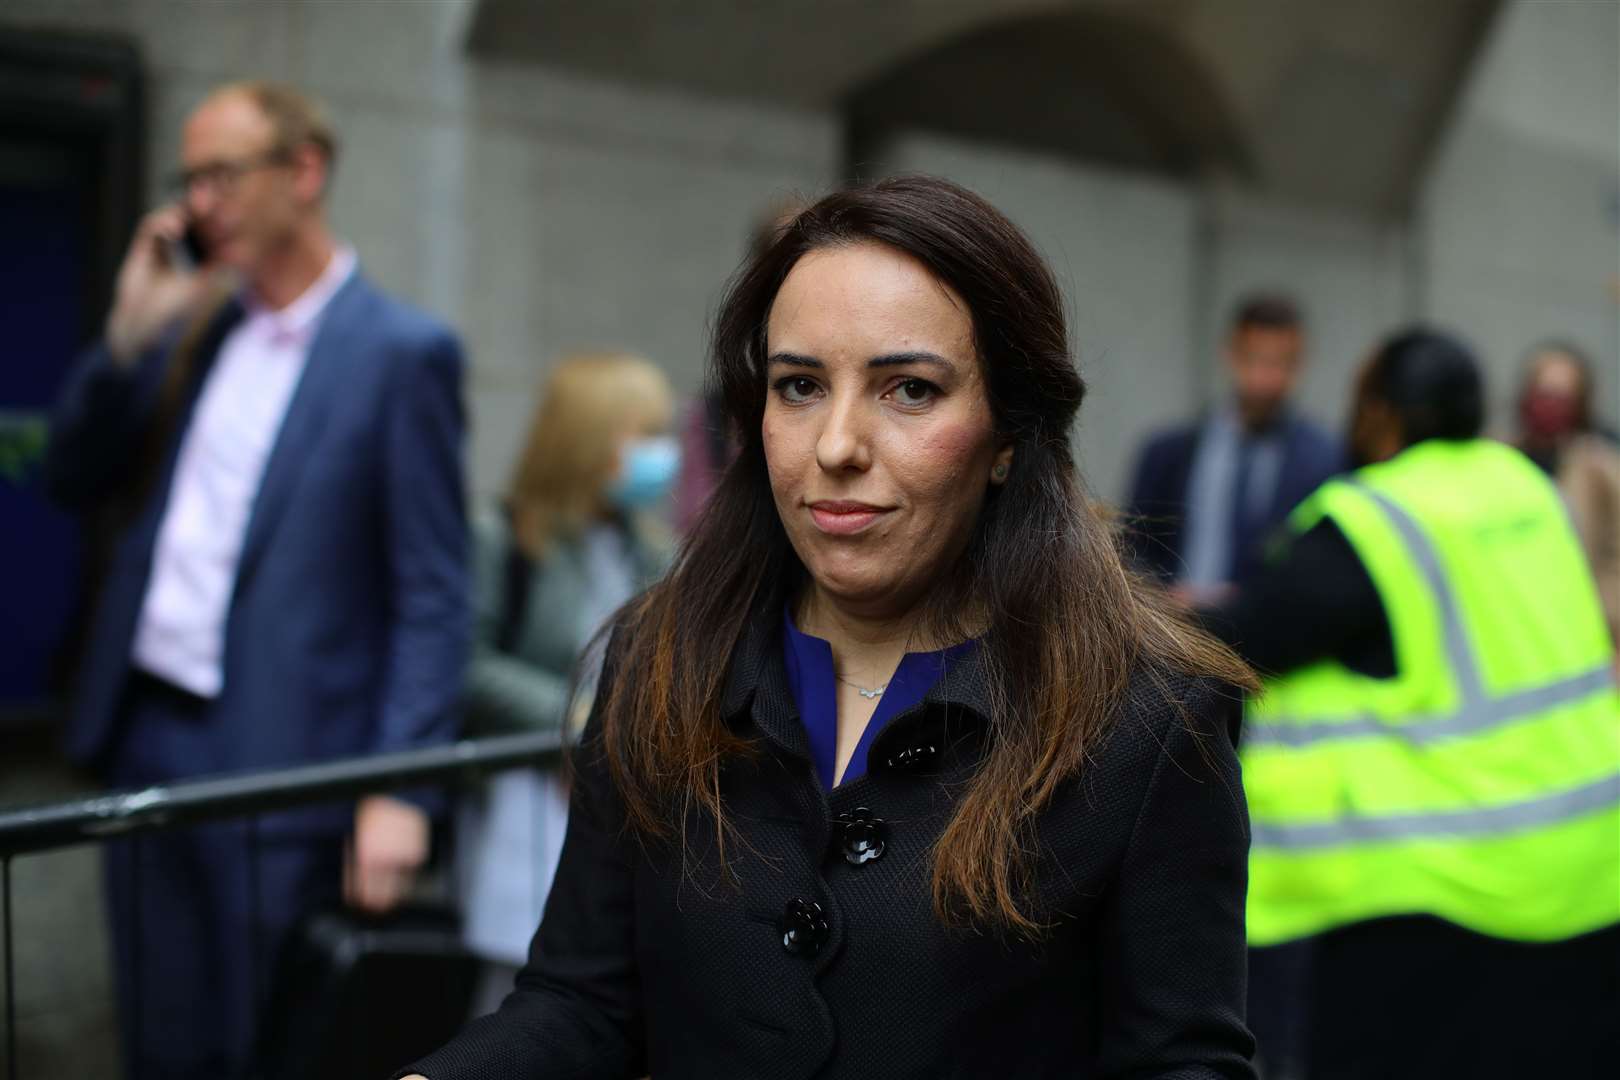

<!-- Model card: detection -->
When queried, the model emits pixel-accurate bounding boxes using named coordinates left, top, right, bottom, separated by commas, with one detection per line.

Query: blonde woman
left=456, top=352, right=678, bottom=1016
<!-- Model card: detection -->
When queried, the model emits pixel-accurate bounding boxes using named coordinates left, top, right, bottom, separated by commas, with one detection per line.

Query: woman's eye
left=775, top=376, right=820, bottom=403
left=891, top=378, right=938, bottom=407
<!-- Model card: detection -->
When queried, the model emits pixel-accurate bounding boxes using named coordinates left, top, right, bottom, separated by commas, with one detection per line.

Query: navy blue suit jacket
left=46, top=272, right=470, bottom=794
left=1124, top=411, right=1343, bottom=586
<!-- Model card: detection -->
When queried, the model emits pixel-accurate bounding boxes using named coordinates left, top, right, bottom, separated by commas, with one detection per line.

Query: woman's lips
left=808, top=501, right=890, bottom=536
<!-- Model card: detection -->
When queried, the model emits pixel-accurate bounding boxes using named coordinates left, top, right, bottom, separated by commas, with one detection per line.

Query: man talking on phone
left=45, top=81, right=468, bottom=1078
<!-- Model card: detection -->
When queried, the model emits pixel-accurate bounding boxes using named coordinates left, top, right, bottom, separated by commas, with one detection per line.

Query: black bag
left=259, top=903, right=478, bottom=1080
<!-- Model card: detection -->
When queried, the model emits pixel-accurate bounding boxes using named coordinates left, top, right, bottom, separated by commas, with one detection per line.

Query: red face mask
left=1520, top=390, right=1579, bottom=441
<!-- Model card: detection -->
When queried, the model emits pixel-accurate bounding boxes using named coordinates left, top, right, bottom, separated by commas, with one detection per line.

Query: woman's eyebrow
left=869, top=351, right=954, bottom=371
left=766, top=350, right=956, bottom=371
left=766, top=352, right=822, bottom=369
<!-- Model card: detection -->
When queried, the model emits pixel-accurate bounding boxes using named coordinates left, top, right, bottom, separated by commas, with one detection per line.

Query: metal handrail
left=0, top=731, right=568, bottom=1079
left=0, top=730, right=567, bottom=858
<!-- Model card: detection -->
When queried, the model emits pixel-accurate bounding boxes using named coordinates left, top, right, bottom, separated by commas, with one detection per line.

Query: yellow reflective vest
left=1243, top=439, right=1620, bottom=947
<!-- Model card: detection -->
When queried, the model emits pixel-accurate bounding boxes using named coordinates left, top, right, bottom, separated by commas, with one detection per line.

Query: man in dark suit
left=1125, top=293, right=1342, bottom=603
left=45, top=81, right=468, bottom=1078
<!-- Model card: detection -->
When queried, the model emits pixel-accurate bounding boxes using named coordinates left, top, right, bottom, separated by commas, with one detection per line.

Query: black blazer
left=403, top=617, right=1255, bottom=1079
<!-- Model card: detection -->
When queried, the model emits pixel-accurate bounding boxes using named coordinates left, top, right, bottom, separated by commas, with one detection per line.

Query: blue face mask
left=608, top=435, right=681, bottom=510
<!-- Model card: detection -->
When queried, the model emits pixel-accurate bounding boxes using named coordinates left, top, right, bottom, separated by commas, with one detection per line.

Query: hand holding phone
left=106, top=206, right=213, bottom=363
left=164, top=220, right=210, bottom=272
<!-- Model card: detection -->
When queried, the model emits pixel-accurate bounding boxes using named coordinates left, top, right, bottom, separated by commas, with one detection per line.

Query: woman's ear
left=989, top=444, right=1014, bottom=486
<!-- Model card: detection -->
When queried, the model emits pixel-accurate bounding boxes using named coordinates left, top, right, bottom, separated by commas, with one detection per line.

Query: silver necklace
left=836, top=673, right=888, bottom=700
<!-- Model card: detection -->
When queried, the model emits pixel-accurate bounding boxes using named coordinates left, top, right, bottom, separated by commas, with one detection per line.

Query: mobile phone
left=165, top=221, right=209, bottom=271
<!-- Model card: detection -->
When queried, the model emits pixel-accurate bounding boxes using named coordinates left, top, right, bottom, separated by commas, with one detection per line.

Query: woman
left=456, top=352, right=677, bottom=1015
left=1513, top=342, right=1620, bottom=647
left=403, top=176, right=1257, bottom=1079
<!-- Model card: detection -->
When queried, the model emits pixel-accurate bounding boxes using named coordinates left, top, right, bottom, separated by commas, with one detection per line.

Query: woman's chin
left=804, top=569, right=917, bottom=616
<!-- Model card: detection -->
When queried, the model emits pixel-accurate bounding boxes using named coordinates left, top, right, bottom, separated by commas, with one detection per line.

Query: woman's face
left=763, top=241, right=1011, bottom=621
left=1529, top=352, right=1582, bottom=399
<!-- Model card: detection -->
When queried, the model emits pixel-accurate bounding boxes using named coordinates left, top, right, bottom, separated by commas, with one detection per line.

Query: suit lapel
left=232, top=273, right=371, bottom=596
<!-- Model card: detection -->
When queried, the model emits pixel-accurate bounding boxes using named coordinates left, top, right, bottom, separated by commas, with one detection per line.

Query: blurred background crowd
left=0, top=1, right=1615, bottom=1078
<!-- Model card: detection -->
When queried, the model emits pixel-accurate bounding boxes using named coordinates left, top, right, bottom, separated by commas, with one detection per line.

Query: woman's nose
left=815, top=394, right=872, bottom=474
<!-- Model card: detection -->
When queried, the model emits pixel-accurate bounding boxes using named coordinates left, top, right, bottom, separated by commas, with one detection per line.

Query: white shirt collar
left=244, top=245, right=357, bottom=342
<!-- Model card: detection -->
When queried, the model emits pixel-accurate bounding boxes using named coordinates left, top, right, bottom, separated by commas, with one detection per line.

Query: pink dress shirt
left=131, top=247, right=357, bottom=697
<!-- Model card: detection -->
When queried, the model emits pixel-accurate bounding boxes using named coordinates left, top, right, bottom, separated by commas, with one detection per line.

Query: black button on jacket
left=403, top=617, right=1255, bottom=1079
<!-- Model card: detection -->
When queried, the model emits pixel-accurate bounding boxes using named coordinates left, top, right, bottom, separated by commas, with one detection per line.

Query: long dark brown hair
left=598, top=175, right=1253, bottom=934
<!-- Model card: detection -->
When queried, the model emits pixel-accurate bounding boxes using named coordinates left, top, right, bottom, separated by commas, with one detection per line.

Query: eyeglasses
left=168, top=148, right=292, bottom=198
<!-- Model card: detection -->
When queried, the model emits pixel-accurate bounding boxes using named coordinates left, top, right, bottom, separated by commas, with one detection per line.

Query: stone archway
left=841, top=8, right=1251, bottom=185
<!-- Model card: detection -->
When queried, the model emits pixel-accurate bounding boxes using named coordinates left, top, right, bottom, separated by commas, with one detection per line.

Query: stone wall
left=1418, top=0, right=1620, bottom=430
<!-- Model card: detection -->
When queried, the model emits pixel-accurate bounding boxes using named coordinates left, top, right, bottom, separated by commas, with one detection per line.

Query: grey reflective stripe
left=1252, top=771, right=1620, bottom=850
left=1354, top=484, right=1486, bottom=708
left=1246, top=664, right=1617, bottom=749
left=1245, top=482, right=1619, bottom=749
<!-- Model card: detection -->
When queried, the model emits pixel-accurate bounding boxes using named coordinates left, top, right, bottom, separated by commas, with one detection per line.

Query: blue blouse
left=781, top=609, right=977, bottom=789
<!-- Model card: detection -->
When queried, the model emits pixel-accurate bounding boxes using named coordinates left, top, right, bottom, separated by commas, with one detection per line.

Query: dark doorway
left=0, top=29, right=143, bottom=721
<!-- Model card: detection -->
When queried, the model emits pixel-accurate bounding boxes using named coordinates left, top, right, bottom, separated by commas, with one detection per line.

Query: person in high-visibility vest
left=1200, top=328, right=1619, bottom=1080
